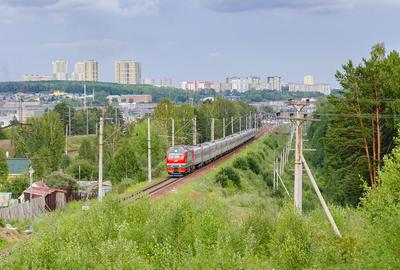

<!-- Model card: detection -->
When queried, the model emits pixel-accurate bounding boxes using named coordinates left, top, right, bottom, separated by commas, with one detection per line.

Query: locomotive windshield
left=168, top=153, right=184, bottom=159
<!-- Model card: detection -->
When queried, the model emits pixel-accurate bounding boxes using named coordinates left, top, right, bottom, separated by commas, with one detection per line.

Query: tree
left=309, top=44, right=400, bottom=205
left=110, top=140, right=144, bottom=184
left=66, top=159, right=95, bottom=181
left=53, top=101, right=75, bottom=131
left=0, top=149, right=8, bottom=181
left=11, top=112, right=65, bottom=177
left=78, top=138, right=95, bottom=162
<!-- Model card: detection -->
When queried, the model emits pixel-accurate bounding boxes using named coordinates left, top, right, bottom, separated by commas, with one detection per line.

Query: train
left=166, top=128, right=257, bottom=176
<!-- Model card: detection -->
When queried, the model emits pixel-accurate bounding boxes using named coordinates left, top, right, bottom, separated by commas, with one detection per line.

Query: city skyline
left=1, top=1, right=400, bottom=87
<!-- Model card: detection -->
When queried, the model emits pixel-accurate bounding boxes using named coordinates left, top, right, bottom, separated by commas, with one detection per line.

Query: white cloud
left=45, top=38, right=128, bottom=54
left=208, top=51, right=224, bottom=60
left=0, top=0, right=159, bottom=23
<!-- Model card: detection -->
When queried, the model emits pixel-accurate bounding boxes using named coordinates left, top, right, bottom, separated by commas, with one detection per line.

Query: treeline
left=0, top=81, right=324, bottom=104
left=308, top=43, right=400, bottom=206
left=3, top=99, right=256, bottom=197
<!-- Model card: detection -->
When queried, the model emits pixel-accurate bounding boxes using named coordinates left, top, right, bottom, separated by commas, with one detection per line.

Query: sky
left=0, top=0, right=400, bottom=87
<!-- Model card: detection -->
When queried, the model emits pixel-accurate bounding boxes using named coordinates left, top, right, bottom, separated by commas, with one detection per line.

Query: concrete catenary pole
left=294, top=109, right=303, bottom=211
left=68, top=106, right=72, bottom=136
left=65, top=125, right=68, bottom=155
left=239, top=117, right=242, bottom=132
left=148, top=117, right=152, bottom=182
left=28, top=166, right=34, bottom=232
left=211, top=118, right=215, bottom=142
left=231, top=117, right=234, bottom=135
left=223, top=118, right=226, bottom=138
left=245, top=116, right=248, bottom=130
left=171, top=118, right=175, bottom=147
left=193, top=117, right=197, bottom=145
left=98, top=117, right=104, bottom=201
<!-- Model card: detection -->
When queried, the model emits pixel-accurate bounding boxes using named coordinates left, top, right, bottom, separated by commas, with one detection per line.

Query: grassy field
left=0, top=129, right=371, bottom=269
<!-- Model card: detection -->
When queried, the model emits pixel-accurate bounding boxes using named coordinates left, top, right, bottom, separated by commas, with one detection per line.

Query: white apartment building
left=52, top=60, right=68, bottom=80
left=303, top=75, right=315, bottom=85
left=288, top=83, right=331, bottom=95
left=160, top=78, right=173, bottom=87
left=21, top=74, right=52, bottom=81
left=267, top=76, right=282, bottom=91
left=115, top=60, right=141, bottom=84
left=143, top=78, right=155, bottom=85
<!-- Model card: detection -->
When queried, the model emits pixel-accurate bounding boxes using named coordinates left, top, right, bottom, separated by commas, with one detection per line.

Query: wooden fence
left=0, top=193, right=66, bottom=222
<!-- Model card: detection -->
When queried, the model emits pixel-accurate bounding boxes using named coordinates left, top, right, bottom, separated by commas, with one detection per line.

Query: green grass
left=0, top=128, right=370, bottom=269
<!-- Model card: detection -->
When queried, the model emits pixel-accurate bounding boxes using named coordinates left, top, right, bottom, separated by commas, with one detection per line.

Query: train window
left=168, top=153, right=184, bottom=159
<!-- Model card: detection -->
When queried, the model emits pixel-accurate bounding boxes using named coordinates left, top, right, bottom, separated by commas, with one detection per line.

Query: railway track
left=119, top=125, right=278, bottom=203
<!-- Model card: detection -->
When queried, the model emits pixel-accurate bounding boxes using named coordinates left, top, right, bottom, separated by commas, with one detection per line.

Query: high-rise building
left=143, top=78, right=155, bottom=85
left=267, top=76, right=282, bottom=91
left=72, top=60, right=99, bottom=82
left=52, top=60, right=68, bottom=80
left=245, top=76, right=261, bottom=90
left=303, top=75, right=314, bottom=85
left=226, top=77, right=241, bottom=91
left=114, top=60, right=141, bottom=84
left=160, top=78, right=173, bottom=87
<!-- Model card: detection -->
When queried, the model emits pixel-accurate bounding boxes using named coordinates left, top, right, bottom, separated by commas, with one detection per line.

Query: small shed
left=22, top=182, right=66, bottom=211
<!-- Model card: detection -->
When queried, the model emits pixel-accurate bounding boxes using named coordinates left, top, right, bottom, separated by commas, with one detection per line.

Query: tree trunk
left=353, top=82, right=374, bottom=186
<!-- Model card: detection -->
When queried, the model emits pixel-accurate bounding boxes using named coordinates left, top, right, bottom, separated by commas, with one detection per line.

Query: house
left=6, top=158, right=30, bottom=179
left=20, top=181, right=66, bottom=211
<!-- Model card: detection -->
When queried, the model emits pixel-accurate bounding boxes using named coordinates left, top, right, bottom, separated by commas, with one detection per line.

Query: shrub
left=215, top=167, right=241, bottom=188
left=233, top=157, right=248, bottom=171
left=43, top=171, right=78, bottom=190
left=0, top=176, right=29, bottom=198
left=247, top=155, right=261, bottom=174
left=115, top=178, right=137, bottom=194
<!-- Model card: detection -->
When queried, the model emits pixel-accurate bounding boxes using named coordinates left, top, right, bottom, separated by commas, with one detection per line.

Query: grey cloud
left=0, top=0, right=159, bottom=23
left=0, top=0, right=58, bottom=7
left=201, top=0, right=396, bottom=13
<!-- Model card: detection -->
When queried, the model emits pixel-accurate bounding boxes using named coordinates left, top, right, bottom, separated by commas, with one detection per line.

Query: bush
left=0, top=176, right=29, bottom=198
left=233, top=157, right=248, bottom=171
left=115, top=178, right=136, bottom=194
left=247, top=155, right=261, bottom=174
left=43, top=171, right=78, bottom=190
left=215, top=167, right=241, bottom=188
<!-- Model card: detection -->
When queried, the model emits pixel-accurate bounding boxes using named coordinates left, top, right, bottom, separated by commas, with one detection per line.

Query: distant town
left=21, top=60, right=331, bottom=95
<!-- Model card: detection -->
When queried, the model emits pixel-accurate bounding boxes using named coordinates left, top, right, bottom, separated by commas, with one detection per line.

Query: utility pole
left=239, top=117, right=242, bottom=132
left=98, top=117, right=104, bottom=201
left=65, top=125, right=68, bottom=155
left=171, top=118, right=175, bottom=147
left=148, top=117, right=152, bottom=182
left=245, top=115, right=248, bottom=130
left=28, top=166, right=34, bottom=232
left=211, top=118, right=215, bottom=142
left=223, top=118, right=226, bottom=138
left=231, top=117, right=234, bottom=135
left=192, top=117, right=197, bottom=145
left=115, top=107, right=118, bottom=128
left=273, top=152, right=276, bottom=192
left=68, top=106, right=72, bottom=136
left=276, top=99, right=318, bottom=212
